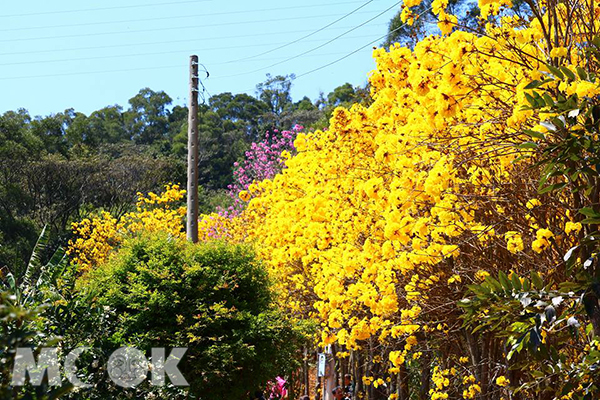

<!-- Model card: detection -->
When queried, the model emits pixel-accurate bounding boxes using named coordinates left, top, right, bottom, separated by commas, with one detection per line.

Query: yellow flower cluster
left=66, top=211, right=119, bottom=272
left=226, top=8, right=553, bottom=352
left=565, top=221, right=582, bottom=236
left=504, top=231, right=524, bottom=254
left=495, top=376, right=510, bottom=387
left=194, top=0, right=599, bottom=395
left=68, top=184, right=186, bottom=271
left=532, top=228, right=554, bottom=254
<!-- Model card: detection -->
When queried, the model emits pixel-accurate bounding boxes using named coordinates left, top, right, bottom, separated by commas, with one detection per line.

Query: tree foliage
left=76, top=233, right=309, bottom=399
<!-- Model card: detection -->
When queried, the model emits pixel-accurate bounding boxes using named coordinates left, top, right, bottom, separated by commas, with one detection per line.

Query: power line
left=295, top=8, right=432, bottom=79
left=0, top=8, right=403, bottom=83
left=213, top=50, right=372, bottom=68
left=0, top=1, right=366, bottom=33
left=0, top=24, right=388, bottom=57
left=0, top=34, right=380, bottom=67
left=0, top=11, right=383, bottom=44
left=0, top=50, right=372, bottom=82
left=212, top=49, right=374, bottom=83
left=216, top=1, right=402, bottom=79
left=0, top=65, right=185, bottom=81
left=234, top=7, right=430, bottom=93
left=0, top=0, right=215, bottom=18
left=224, top=0, right=377, bottom=64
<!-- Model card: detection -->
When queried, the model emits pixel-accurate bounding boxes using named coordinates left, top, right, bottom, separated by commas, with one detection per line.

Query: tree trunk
left=303, top=346, right=309, bottom=396
left=398, top=361, right=409, bottom=400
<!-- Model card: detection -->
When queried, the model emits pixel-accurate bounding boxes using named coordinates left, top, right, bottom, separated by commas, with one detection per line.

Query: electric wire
left=224, top=0, right=377, bottom=64
left=0, top=1, right=366, bottom=32
left=0, top=0, right=216, bottom=18
left=0, top=2, right=415, bottom=103
left=0, top=34, right=380, bottom=67
left=0, top=24, right=388, bottom=57
left=234, top=7, right=430, bottom=92
left=215, top=1, right=401, bottom=79
left=0, top=64, right=185, bottom=81
left=295, top=7, right=431, bottom=79
left=0, top=50, right=369, bottom=81
left=0, top=11, right=384, bottom=43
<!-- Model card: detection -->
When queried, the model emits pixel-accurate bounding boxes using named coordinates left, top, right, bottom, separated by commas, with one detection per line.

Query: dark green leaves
left=518, top=141, right=539, bottom=150
left=560, top=66, right=576, bottom=81
left=524, top=129, right=546, bottom=140
left=546, top=64, right=565, bottom=80
left=531, top=271, right=544, bottom=290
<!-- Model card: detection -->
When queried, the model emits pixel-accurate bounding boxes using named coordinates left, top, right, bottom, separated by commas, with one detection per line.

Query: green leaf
left=576, top=66, right=588, bottom=80
left=525, top=92, right=538, bottom=108
left=524, top=80, right=541, bottom=89
left=522, top=277, right=531, bottom=292
left=550, top=116, right=565, bottom=129
left=484, top=276, right=502, bottom=292
left=538, top=182, right=567, bottom=194
left=531, top=271, right=543, bottom=290
left=523, top=129, right=545, bottom=140
left=543, top=92, right=555, bottom=106
left=511, top=273, right=522, bottom=291
left=531, top=370, right=545, bottom=378
left=23, top=225, right=49, bottom=289
left=546, top=64, right=565, bottom=80
left=560, top=66, right=576, bottom=80
left=581, top=217, right=600, bottom=224
left=498, top=271, right=511, bottom=292
left=518, top=142, right=539, bottom=150
left=559, top=281, right=582, bottom=291
left=467, top=284, right=489, bottom=298
left=579, top=207, right=600, bottom=217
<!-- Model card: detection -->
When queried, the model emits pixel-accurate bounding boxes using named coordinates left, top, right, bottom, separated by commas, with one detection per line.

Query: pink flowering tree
left=267, top=376, right=289, bottom=399
left=219, top=124, right=301, bottom=216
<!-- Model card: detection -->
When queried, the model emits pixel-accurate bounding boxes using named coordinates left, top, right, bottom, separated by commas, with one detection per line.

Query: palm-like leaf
left=1, top=226, right=68, bottom=307
left=22, top=225, right=50, bottom=290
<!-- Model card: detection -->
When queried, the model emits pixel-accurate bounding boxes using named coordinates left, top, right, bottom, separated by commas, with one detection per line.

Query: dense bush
left=0, top=227, right=74, bottom=399
left=76, top=233, right=309, bottom=399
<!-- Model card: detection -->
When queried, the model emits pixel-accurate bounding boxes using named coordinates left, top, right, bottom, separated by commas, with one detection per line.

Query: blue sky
left=0, top=0, right=400, bottom=117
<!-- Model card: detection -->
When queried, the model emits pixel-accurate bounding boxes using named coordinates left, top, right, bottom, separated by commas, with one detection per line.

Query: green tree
left=124, top=88, right=172, bottom=145
left=326, top=83, right=359, bottom=107
left=0, top=110, right=42, bottom=275
left=209, top=92, right=269, bottom=141
left=172, top=103, right=249, bottom=189
left=29, top=111, right=74, bottom=157
left=197, top=108, right=249, bottom=189
left=311, top=83, right=368, bottom=129
left=256, top=74, right=295, bottom=116
left=66, top=106, right=127, bottom=149
left=78, top=233, right=309, bottom=399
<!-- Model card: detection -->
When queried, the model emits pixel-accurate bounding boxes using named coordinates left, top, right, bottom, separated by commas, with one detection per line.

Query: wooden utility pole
left=187, top=55, right=199, bottom=243
left=323, top=346, right=335, bottom=400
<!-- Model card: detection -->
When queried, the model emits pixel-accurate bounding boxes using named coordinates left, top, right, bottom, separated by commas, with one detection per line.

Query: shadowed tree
left=124, top=88, right=172, bottom=145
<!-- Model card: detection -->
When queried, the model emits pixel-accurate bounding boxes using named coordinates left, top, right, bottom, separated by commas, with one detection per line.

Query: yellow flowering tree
left=198, top=0, right=600, bottom=397
left=68, top=184, right=185, bottom=271
left=65, top=0, right=600, bottom=396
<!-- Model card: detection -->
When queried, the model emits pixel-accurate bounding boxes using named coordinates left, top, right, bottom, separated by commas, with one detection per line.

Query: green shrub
left=78, top=233, right=308, bottom=399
